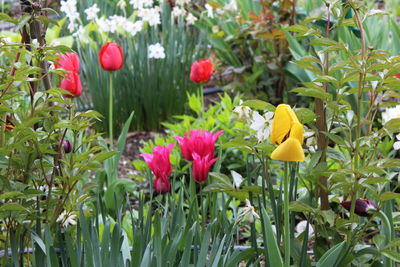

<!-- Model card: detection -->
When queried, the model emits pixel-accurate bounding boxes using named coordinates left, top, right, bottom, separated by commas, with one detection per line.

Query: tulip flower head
left=99, top=42, right=124, bottom=71
left=341, top=198, right=378, bottom=217
left=192, top=153, right=219, bottom=183
left=190, top=59, right=215, bottom=83
left=270, top=104, right=305, bottom=162
left=55, top=52, right=82, bottom=97
left=140, top=143, right=175, bottom=194
left=174, top=129, right=223, bottom=162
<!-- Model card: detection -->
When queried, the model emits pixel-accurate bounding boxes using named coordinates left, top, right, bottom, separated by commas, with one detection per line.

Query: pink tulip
left=174, top=129, right=223, bottom=161
left=140, top=143, right=175, bottom=194
left=154, top=177, right=170, bottom=194
left=192, top=153, right=219, bottom=183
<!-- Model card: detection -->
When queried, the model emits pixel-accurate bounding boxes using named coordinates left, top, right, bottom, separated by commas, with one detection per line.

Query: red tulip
left=174, top=129, right=223, bottom=161
left=60, top=71, right=82, bottom=97
left=190, top=59, right=215, bottom=83
left=140, top=143, right=175, bottom=194
left=192, top=153, right=219, bottom=183
left=99, top=42, right=124, bottom=71
left=341, top=198, right=378, bottom=217
left=395, top=73, right=400, bottom=79
left=55, top=52, right=80, bottom=72
left=55, top=52, right=82, bottom=97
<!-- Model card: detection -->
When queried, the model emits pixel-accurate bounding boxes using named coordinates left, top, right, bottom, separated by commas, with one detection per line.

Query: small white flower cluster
left=236, top=199, right=260, bottom=223
left=233, top=102, right=273, bottom=143
left=138, top=7, right=161, bottom=26
left=84, top=3, right=100, bottom=21
left=148, top=43, right=165, bottom=59
left=130, top=0, right=153, bottom=9
left=382, top=105, right=400, bottom=124
left=60, top=0, right=80, bottom=32
left=56, top=210, right=77, bottom=228
left=203, top=1, right=237, bottom=19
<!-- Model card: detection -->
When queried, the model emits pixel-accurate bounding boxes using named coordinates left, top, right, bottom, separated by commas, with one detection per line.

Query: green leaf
left=285, top=24, right=310, bottom=33
left=17, top=14, right=31, bottom=30
left=289, top=201, right=314, bottom=213
left=0, top=192, right=24, bottom=200
left=260, top=207, right=284, bottom=267
left=295, top=108, right=316, bottom=124
left=316, top=241, right=345, bottom=267
left=310, top=38, right=338, bottom=46
left=0, top=203, right=28, bottom=212
left=242, top=100, right=275, bottom=111
left=379, top=192, right=400, bottom=201
left=381, top=249, right=400, bottom=263
left=292, top=87, right=332, bottom=101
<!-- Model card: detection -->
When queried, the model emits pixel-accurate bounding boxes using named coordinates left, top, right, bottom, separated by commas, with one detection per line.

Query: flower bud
left=341, top=198, right=378, bottom=217
left=62, top=140, right=72, bottom=154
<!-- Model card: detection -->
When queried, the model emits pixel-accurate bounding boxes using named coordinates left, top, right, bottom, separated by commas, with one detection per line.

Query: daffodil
left=270, top=104, right=305, bottom=162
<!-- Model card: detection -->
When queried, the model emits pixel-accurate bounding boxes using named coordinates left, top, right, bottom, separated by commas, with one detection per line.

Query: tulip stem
left=109, top=72, right=114, bottom=149
left=283, top=162, right=290, bottom=267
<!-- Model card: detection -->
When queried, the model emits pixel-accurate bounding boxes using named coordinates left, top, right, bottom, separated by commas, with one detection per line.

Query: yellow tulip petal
left=270, top=138, right=305, bottom=162
left=290, top=122, right=304, bottom=145
left=286, top=106, right=300, bottom=124
left=270, top=104, right=292, bottom=145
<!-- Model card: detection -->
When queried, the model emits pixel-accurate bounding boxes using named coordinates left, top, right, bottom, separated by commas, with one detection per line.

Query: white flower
left=117, top=0, right=127, bottom=9
left=138, top=8, right=160, bottom=26
left=148, top=43, right=165, bottom=59
left=172, top=7, right=186, bottom=17
left=56, top=211, right=77, bottom=228
left=97, top=18, right=117, bottom=33
left=60, top=0, right=79, bottom=32
left=224, top=0, right=237, bottom=11
left=130, top=0, right=153, bottom=9
left=84, top=4, right=100, bottom=21
left=382, top=105, right=400, bottom=124
left=250, top=111, right=273, bottom=142
left=205, top=4, right=213, bottom=18
left=176, top=0, right=190, bottom=6
left=394, top=134, right=400, bottom=150
left=236, top=199, right=260, bottom=223
left=295, top=220, right=314, bottom=238
left=233, top=105, right=252, bottom=119
left=126, top=20, right=143, bottom=36
left=109, top=15, right=128, bottom=27
left=186, top=13, right=197, bottom=25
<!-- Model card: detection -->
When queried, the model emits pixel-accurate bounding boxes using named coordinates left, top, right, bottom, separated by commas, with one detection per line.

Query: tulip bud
left=340, top=198, right=378, bottom=217
left=99, top=42, right=124, bottom=71
left=63, top=140, right=72, bottom=154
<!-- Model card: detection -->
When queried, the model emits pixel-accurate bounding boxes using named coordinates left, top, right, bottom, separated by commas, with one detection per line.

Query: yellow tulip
left=270, top=105, right=305, bottom=162
left=270, top=104, right=301, bottom=145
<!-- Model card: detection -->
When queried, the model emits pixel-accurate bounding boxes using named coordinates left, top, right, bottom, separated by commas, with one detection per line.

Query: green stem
left=108, top=72, right=114, bottom=149
left=284, top=162, right=290, bottom=267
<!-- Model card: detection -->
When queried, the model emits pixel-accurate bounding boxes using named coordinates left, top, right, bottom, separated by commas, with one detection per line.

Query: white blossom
left=97, top=18, right=118, bottom=33
left=110, top=15, right=129, bottom=27
left=138, top=8, right=161, bottom=26
left=57, top=211, right=77, bottom=228
left=382, top=105, right=400, bottom=124
left=236, top=199, right=260, bottom=223
left=295, top=220, right=314, bottom=238
left=186, top=13, right=197, bottom=25
left=233, top=105, right=252, bottom=119
left=60, top=0, right=79, bottom=32
left=172, top=7, right=186, bottom=17
left=126, top=20, right=143, bottom=36
left=205, top=4, right=213, bottom=18
left=250, top=111, right=273, bottom=142
left=148, top=43, right=165, bottom=59
left=223, top=0, right=237, bottom=11
left=84, top=4, right=100, bottom=21
left=394, top=134, right=400, bottom=150
left=130, top=0, right=153, bottom=9
left=176, top=0, right=190, bottom=6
